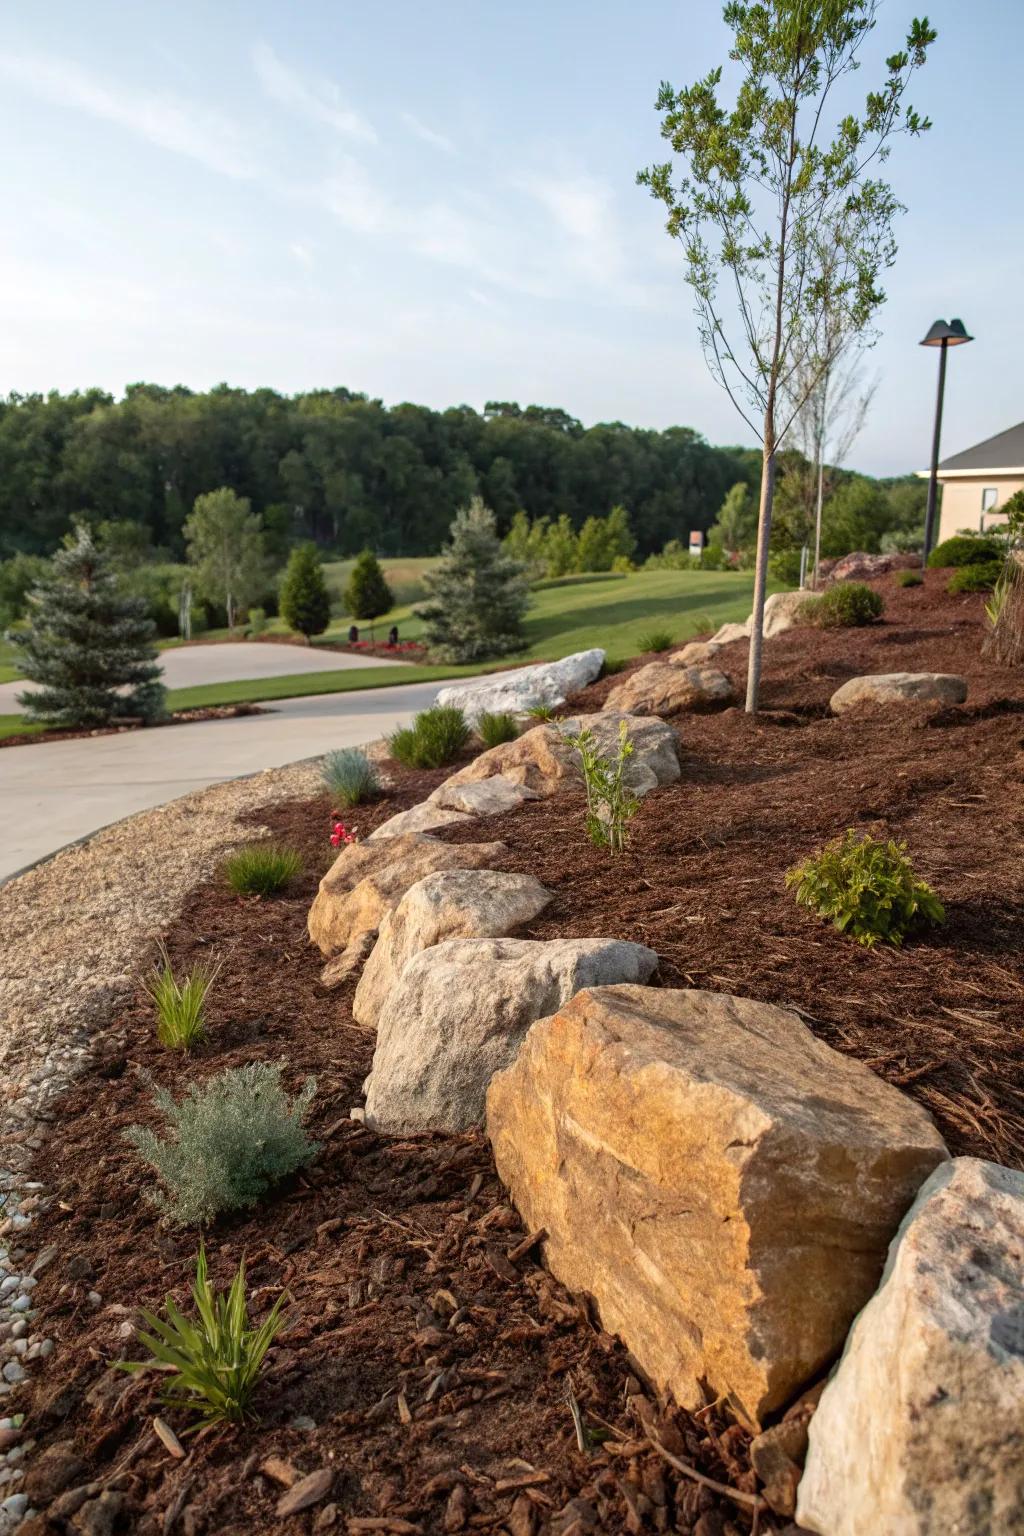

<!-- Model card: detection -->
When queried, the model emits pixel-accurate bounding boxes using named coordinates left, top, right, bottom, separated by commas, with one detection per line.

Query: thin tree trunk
left=745, top=432, right=776, bottom=714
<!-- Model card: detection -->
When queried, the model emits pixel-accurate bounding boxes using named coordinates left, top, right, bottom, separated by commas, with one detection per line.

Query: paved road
left=0, top=679, right=443, bottom=883
left=0, top=642, right=403, bottom=714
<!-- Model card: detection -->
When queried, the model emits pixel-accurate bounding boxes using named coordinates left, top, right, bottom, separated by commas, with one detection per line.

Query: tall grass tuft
left=223, top=844, right=303, bottom=896
left=321, top=747, right=380, bottom=807
left=118, top=1245, right=289, bottom=1429
left=476, top=711, right=520, bottom=748
left=388, top=705, right=470, bottom=769
left=145, top=942, right=220, bottom=1051
left=636, top=628, right=674, bottom=653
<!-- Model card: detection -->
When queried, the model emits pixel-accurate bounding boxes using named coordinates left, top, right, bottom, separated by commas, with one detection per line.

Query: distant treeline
left=0, top=385, right=763, bottom=561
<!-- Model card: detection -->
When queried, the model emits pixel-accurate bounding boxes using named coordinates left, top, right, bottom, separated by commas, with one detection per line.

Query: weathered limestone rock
left=669, top=639, right=722, bottom=666
left=353, top=869, right=553, bottom=1029
left=434, top=713, right=681, bottom=800
left=830, top=671, right=968, bottom=714
left=363, top=938, right=658, bottom=1135
left=307, top=833, right=505, bottom=957
left=710, top=619, right=751, bottom=646
left=487, top=985, right=949, bottom=1428
left=762, top=590, right=811, bottom=637
left=428, top=775, right=541, bottom=817
left=366, top=803, right=476, bottom=841
left=435, top=650, right=605, bottom=722
left=319, top=930, right=377, bottom=989
left=797, top=1157, right=1024, bottom=1536
left=603, top=662, right=734, bottom=716
left=828, top=550, right=897, bottom=582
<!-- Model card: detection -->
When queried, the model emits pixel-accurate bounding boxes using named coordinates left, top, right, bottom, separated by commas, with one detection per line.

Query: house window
left=980, top=487, right=998, bottom=531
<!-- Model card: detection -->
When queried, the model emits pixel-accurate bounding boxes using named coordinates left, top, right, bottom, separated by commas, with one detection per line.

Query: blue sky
left=0, top=0, right=1019, bottom=475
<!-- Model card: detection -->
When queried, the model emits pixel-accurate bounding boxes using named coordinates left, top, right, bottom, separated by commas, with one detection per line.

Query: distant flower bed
left=345, top=640, right=426, bottom=658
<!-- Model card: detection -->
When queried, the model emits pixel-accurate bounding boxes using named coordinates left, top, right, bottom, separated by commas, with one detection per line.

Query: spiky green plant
left=636, top=629, right=674, bottom=653
left=388, top=705, right=470, bottom=769
left=525, top=703, right=555, bottom=721
left=145, top=942, right=220, bottom=1051
left=223, top=843, right=302, bottom=896
left=786, top=830, right=944, bottom=947
left=118, top=1246, right=288, bottom=1429
left=476, top=711, right=520, bottom=748
left=568, top=719, right=640, bottom=855
left=321, top=747, right=380, bottom=807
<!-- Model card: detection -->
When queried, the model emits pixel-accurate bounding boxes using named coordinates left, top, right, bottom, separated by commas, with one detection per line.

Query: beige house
left=922, top=420, right=1024, bottom=544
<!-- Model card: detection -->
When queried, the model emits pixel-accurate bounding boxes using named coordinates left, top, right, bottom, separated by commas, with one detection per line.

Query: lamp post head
left=920, top=317, right=974, bottom=346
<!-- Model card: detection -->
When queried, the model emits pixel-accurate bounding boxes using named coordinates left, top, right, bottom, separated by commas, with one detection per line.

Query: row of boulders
left=306, top=695, right=1020, bottom=1533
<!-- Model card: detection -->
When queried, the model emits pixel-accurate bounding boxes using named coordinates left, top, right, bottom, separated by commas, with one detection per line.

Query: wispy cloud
left=289, top=242, right=314, bottom=268
left=0, top=48, right=255, bottom=179
left=253, top=40, right=375, bottom=143
left=520, top=172, right=627, bottom=287
left=401, top=110, right=455, bottom=154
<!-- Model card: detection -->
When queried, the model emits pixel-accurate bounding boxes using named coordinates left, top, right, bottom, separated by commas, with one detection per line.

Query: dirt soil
left=13, top=570, right=1024, bottom=1535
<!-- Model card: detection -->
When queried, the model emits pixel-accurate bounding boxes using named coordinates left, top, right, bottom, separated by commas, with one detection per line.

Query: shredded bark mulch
left=12, top=569, right=1024, bottom=1534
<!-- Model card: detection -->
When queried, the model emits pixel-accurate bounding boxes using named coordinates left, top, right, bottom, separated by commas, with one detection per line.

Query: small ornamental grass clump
left=569, top=719, right=640, bottom=855
left=636, top=628, right=675, bottom=653
left=894, top=569, right=924, bottom=589
left=223, top=843, right=302, bottom=896
left=145, top=942, right=220, bottom=1052
left=321, top=746, right=380, bottom=808
left=786, top=830, right=945, bottom=948
left=125, top=1063, right=318, bottom=1226
left=803, top=582, right=883, bottom=629
left=947, top=562, right=999, bottom=594
left=119, top=1246, right=288, bottom=1430
left=388, top=705, right=470, bottom=769
left=525, top=703, right=556, bottom=721
left=476, top=710, right=520, bottom=749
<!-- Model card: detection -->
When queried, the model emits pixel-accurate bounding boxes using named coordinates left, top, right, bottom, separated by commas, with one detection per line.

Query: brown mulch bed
left=13, top=568, right=1024, bottom=1534
left=0, top=704, right=266, bottom=749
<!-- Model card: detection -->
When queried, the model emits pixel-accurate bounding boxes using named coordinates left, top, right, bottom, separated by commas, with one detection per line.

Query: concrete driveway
left=0, top=642, right=403, bottom=714
left=0, top=678, right=442, bottom=882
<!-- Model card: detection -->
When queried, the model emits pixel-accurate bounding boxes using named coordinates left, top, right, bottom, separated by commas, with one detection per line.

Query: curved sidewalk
left=0, top=678, right=442, bottom=883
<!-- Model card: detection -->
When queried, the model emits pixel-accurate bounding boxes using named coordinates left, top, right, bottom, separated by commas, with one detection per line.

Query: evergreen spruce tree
left=344, top=550, right=393, bottom=641
left=11, top=523, right=166, bottom=727
left=280, top=543, right=331, bottom=640
left=416, top=498, right=529, bottom=662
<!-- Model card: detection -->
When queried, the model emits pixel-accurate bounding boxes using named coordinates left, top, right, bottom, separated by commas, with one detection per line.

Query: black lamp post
left=920, top=317, right=973, bottom=565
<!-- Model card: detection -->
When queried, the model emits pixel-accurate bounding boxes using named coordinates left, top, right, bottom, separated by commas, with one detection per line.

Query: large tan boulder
left=603, top=662, right=734, bottom=716
left=797, top=1157, right=1024, bottom=1536
left=762, top=590, right=811, bottom=637
left=487, top=985, right=948, bottom=1429
left=365, top=803, right=475, bottom=841
left=307, top=833, right=505, bottom=957
left=830, top=672, right=967, bottom=714
left=669, top=639, right=722, bottom=666
left=710, top=620, right=751, bottom=646
left=353, top=869, right=553, bottom=1029
left=434, top=713, right=681, bottom=800
left=364, top=937, right=658, bottom=1135
left=428, top=775, right=541, bottom=817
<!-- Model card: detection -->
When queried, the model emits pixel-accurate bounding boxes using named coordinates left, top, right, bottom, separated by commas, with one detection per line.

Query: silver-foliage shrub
left=125, top=1063, right=318, bottom=1226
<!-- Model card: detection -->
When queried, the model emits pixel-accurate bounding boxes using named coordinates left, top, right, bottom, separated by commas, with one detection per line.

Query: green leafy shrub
left=388, top=705, right=470, bottom=768
left=321, top=747, right=380, bottom=807
left=894, top=569, right=923, bottom=588
left=125, top=1063, right=318, bottom=1225
left=145, top=943, right=220, bottom=1051
left=568, top=719, right=640, bottom=855
left=786, top=830, right=944, bottom=947
left=223, top=844, right=302, bottom=896
left=947, top=562, right=999, bottom=594
left=927, top=534, right=1003, bottom=569
left=119, top=1246, right=288, bottom=1428
left=803, top=582, right=883, bottom=628
left=636, top=629, right=674, bottom=653
left=246, top=606, right=267, bottom=636
left=476, top=711, right=520, bottom=748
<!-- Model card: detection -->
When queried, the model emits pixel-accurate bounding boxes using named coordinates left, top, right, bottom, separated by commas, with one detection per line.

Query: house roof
left=938, top=420, right=1024, bottom=474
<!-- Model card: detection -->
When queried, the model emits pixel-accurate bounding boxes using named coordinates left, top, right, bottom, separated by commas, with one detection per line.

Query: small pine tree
left=344, top=550, right=393, bottom=641
left=279, top=543, right=331, bottom=640
left=11, top=523, right=166, bottom=727
left=416, top=498, right=529, bottom=662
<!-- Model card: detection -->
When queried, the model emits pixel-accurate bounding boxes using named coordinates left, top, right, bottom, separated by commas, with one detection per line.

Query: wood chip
left=484, top=1246, right=519, bottom=1285
left=152, top=1416, right=185, bottom=1460
left=507, top=1228, right=547, bottom=1263
left=494, top=1471, right=551, bottom=1493
left=276, top=1467, right=334, bottom=1517
left=397, top=1391, right=412, bottom=1425
left=261, top=1455, right=299, bottom=1488
left=346, top=1521, right=421, bottom=1534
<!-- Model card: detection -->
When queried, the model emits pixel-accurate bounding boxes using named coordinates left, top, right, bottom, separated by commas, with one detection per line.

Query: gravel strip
left=0, top=758, right=323, bottom=1527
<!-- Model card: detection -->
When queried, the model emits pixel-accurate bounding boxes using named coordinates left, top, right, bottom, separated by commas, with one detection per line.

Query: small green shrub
left=145, top=943, right=220, bottom=1051
left=927, top=533, right=1003, bottom=569
left=947, top=562, right=999, bottom=594
left=804, top=582, right=883, bottom=628
left=119, top=1246, right=288, bottom=1428
left=476, top=711, right=520, bottom=748
left=125, top=1063, right=318, bottom=1225
left=321, top=747, right=380, bottom=807
left=525, top=703, right=556, bottom=721
left=223, top=844, right=302, bottom=896
left=894, top=569, right=923, bottom=588
left=636, top=629, right=674, bottom=653
left=786, top=830, right=945, bottom=947
left=246, top=606, right=267, bottom=636
left=388, top=705, right=470, bottom=768
left=568, top=719, right=639, bottom=855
